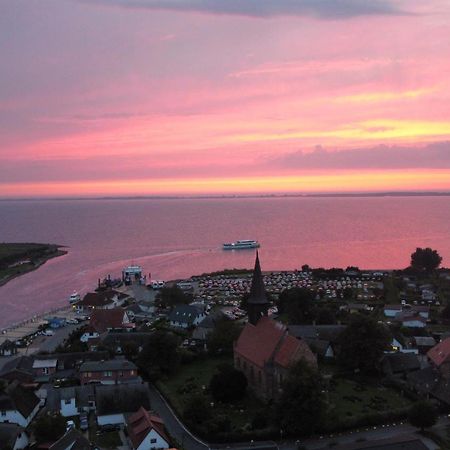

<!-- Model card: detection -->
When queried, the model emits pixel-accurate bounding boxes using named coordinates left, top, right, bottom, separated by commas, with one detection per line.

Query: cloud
left=78, top=0, right=406, bottom=19
left=271, top=141, right=450, bottom=169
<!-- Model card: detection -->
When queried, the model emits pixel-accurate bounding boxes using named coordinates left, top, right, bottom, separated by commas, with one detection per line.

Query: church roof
left=248, top=252, right=269, bottom=305
left=235, top=316, right=316, bottom=369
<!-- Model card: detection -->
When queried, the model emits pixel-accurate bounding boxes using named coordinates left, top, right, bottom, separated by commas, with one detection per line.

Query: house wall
left=402, top=320, right=425, bottom=328
left=13, top=431, right=29, bottom=450
left=80, top=369, right=137, bottom=385
left=32, top=367, right=56, bottom=377
left=97, top=413, right=125, bottom=426
left=234, top=353, right=270, bottom=400
left=384, top=309, right=401, bottom=318
left=60, top=398, right=78, bottom=417
left=137, top=429, right=169, bottom=450
left=0, top=402, right=39, bottom=427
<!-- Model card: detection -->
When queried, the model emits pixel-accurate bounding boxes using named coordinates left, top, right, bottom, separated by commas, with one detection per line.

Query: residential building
left=89, top=308, right=133, bottom=333
left=0, top=356, right=34, bottom=383
left=32, top=358, right=58, bottom=381
left=0, top=340, right=17, bottom=357
left=46, top=385, right=95, bottom=417
left=168, top=304, right=205, bottom=329
left=127, top=407, right=170, bottom=450
left=427, top=337, right=450, bottom=377
left=79, top=359, right=139, bottom=385
left=95, top=383, right=151, bottom=426
left=74, top=290, right=128, bottom=312
left=0, top=381, right=40, bottom=427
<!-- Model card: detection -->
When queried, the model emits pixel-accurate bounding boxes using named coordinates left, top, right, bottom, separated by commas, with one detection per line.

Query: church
left=234, top=253, right=317, bottom=400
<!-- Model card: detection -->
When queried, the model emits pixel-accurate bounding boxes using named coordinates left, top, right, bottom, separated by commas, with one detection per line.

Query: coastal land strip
left=0, top=242, right=67, bottom=287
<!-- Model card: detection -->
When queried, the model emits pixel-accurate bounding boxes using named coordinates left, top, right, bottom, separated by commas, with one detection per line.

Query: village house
left=0, top=381, right=40, bottom=427
left=0, top=340, right=17, bottom=357
left=381, top=353, right=421, bottom=378
left=32, top=358, right=58, bottom=381
left=168, top=304, right=205, bottom=329
left=89, top=308, right=133, bottom=333
left=0, top=424, right=28, bottom=450
left=46, top=385, right=95, bottom=417
left=127, top=407, right=170, bottom=450
left=74, top=290, right=129, bottom=312
left=100, top=332, right=151, bottom=355
left=95, top=383, right=151, bottom=427
left=0, top=356, right=34, bottom=383
left=427, top=337, right=450, bottom=377
left=383, top=305, right=403, bottom=318
left=79, top=359, right=139, bottom=385
left=234, top=253, right=317, bottom=400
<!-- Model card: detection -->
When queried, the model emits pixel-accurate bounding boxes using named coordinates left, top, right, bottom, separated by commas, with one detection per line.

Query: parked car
left=80, top=414, right=88, bottom=431
left=66, top=318, right=79, bottom=325
left=66, top=420, right=75, bottom=432
left=43, top=329, right=54, bottom=336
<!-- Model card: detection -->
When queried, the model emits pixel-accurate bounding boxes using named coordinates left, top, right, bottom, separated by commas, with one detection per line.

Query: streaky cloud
left=78, top=0, right=406, bottom=19
left=272, top=141, right=450, bottom=169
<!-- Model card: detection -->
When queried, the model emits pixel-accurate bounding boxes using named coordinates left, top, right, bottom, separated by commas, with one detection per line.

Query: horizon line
left=1, top=191, right=450, bottom=201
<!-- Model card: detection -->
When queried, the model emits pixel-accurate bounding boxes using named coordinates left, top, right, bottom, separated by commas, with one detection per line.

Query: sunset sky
left=1, top=0, right=450, bottom=197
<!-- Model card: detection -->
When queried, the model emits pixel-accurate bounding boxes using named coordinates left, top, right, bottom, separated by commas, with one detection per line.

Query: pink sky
left=1, top=0, right=450, bottom=197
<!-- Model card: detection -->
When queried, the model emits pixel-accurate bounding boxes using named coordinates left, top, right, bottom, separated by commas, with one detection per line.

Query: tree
left=183, top=394, right=212, bottom=425
left=276, top=360, right=325, bottom=436
left=314, top=307, right=336, bottom=325
left=209, top=364, right=247, bottom=403
left=337, top=315, right=391, bottom=373
left=155, top=286, right=192, bottom=308
left=442, top=303, right=450, bottom=323
left=410, top=247, right=442, bottom=272
left=207, top=319, right=241, bottom=355
left=137, top=331, right=180, bottom=380
left=408, top=401, right=438, bottom=431
left=277, top=288, right=315, bottom=324
left=33, top=413, right=66, bottom=443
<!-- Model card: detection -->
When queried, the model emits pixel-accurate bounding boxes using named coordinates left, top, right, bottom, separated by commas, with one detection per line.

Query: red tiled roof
left=127, top=407, right=167, bottom=449
left=235, top=316, right=316, bottom=369
left=90, top=308, right=127, bottom=333
left=428, top=337, right=450, bottom=367
left=274, top=334, right=316, bottom=369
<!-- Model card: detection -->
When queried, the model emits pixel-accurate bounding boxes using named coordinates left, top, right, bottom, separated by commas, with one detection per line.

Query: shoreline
left=0, top=245, right=68, bottom=288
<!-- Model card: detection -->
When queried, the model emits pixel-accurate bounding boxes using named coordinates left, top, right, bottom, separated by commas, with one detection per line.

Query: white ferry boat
left=69, top=291, right=81, bottom=304
left=222, top=239, right=260, bottom=250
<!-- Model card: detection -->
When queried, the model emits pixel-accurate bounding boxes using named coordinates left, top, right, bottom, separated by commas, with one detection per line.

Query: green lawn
left=158, top=356, right=267, bottom=432
left=90, top=430, right=122, bottom=449
left=327, top=378, right=412, bottom=419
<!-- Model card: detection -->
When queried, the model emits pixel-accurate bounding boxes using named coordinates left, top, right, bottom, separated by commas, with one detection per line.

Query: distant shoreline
left=0, top=243, right=68, bottom=287
left=1, top=191, right=450, bottom=201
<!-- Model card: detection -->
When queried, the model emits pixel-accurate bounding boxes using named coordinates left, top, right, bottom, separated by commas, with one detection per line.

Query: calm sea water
left=0, top=196, right=449, bottom=327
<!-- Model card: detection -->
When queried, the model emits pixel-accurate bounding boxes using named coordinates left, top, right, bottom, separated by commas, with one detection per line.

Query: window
left=64, top=399, right=71, bottom=405
left=1, top=411, right=6, bottom=416
left=150, top=439, right=157, bottom=443
left=103, top=371, right=113, bottom=377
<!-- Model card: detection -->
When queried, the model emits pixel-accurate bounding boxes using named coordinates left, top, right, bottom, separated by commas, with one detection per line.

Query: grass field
left=158, top=356, right=267, bottom=432
left=328, top=377, right=412, bottom=419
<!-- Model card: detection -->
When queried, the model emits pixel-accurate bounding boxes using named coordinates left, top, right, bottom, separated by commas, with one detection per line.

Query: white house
left=46, top=385, right=96, bottom=417
left=80, top=327, right=100, bottom=343
left=401, top=316, right=427, bottom=328
left=127, top=407, right=169, bottom=450
left=168, top=304, right=205, bottom=329
left=0, top=382, right=40, bottom=427
left=384, top=305, right=403, bottom=318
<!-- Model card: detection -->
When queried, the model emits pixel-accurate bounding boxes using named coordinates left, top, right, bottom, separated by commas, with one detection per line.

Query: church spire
left=247, top=251, right=269, bottom=325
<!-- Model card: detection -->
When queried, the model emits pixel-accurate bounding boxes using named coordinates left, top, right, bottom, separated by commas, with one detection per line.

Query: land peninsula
left=0, top=242, right=67, bottom=286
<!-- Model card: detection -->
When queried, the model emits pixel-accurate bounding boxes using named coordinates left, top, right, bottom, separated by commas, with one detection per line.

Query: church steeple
left=247, top=251, right=270, bottom=325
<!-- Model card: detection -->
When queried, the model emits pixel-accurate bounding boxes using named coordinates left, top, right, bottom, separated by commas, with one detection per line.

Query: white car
left=66, top=318, right=79, bottom=325
left=43, top=329, right=54, bottom=336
